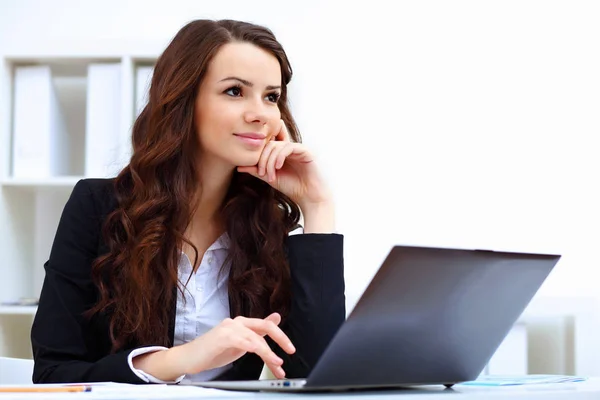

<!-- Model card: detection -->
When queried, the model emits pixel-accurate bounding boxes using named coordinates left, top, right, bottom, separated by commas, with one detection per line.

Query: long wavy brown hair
left=87, top=19, right=302, bottom=352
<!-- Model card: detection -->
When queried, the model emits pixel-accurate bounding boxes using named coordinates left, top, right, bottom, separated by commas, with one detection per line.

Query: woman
left=30, top=19, right=345, bottom=384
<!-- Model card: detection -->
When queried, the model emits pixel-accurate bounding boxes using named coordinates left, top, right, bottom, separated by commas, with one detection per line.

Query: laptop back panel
left=305, top=246, right=559, bottom=389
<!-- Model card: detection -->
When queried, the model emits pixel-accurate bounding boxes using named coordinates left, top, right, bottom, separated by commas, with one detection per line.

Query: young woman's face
left=195, top=41, right=282, bottom=169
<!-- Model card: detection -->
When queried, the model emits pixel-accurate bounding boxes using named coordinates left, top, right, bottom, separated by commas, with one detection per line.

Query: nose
left=243, top=97, right=268, bottom=125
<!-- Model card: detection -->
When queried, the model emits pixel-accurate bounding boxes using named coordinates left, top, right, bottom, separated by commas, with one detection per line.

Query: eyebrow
left=219, top=76, right=281, bottom=91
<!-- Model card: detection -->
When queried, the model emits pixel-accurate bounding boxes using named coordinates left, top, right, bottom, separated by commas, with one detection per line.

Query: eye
left=224, top=85, right=242, bottom=97
left=266, top=92, right=281, bottom=103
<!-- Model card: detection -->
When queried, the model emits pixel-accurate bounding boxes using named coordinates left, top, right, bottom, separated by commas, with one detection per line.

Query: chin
left=231, top=154, right=261, bottom=168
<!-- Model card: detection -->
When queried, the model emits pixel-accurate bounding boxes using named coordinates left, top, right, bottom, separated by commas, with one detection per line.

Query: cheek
left=197, top=102, right=237, bottom=139
left=265, top=109, right=282, bottom=140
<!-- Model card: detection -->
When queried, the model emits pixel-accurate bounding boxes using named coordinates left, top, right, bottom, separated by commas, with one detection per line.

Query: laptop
left=190, top=245, right=560, bottom=392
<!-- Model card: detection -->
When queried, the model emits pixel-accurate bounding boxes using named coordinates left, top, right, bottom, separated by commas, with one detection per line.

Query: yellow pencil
left=0, top=385, right=92, bottom=393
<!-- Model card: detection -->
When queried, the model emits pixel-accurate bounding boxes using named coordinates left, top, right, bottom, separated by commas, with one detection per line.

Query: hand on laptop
left=132, top=312, right=296, bottom=381
left=186, top=313, right=295, bottom=378
left=180, top=312, right=296, bottom=379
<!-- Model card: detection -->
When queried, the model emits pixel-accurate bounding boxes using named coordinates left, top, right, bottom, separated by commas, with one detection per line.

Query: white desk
left=305, top=379, right=600, bottom=399
left=2, top=379, right=599, bottom=399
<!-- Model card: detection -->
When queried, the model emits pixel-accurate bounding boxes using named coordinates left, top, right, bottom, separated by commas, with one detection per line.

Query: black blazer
left=30, top=178, right=345, bottom=384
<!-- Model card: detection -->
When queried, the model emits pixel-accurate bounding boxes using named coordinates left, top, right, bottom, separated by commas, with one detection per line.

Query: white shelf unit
left=0, top=306, right=38, bottom=316
left=1, top=176, right=84, bottom=188
left=0, top=55, right=157, bottom=358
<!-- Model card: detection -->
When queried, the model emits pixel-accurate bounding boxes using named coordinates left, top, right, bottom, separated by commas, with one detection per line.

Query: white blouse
left=127, top=232, right=232, bottom=383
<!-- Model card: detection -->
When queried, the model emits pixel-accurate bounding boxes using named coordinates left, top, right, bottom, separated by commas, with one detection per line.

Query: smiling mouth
left=234, top=134, right=265, bottom=147
left=234, top=133, right=266, bottom=140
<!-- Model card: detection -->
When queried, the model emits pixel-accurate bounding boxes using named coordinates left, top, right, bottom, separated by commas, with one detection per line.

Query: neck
left=191, top=154, right=235, bottom=231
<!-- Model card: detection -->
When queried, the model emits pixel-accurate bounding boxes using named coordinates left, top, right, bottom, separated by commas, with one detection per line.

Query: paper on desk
left=459, top=374, right=587, bottom=386
left=0, top=383, right=258, bottom=399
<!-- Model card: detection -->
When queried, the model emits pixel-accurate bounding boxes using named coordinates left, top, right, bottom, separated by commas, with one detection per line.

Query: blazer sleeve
left=273, top=233, right=346, bottom=378
left=30, top=179, right=145, bottom=384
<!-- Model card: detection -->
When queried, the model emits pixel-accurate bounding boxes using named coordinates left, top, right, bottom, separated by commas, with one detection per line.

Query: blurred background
left=0, top=0, right=599, bottom=377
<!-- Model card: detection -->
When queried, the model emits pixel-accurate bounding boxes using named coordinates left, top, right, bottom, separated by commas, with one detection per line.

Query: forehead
left=204, top=41, right=282, bottom=85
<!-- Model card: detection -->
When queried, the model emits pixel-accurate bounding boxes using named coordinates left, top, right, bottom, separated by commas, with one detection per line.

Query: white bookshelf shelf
left=0, top=306, right=38, bottom=316
left=0, top=54, right=155, bottom=358
left=1, top=176, right=84, bottom=189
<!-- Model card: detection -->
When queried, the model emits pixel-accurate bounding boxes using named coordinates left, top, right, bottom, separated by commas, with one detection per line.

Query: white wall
left=1, top=0, right=599, bottom=368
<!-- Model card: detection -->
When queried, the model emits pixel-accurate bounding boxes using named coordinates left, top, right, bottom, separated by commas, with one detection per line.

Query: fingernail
left=288, top=343, right=296, bottom=352
left=278, top=367, right=286, bottom=378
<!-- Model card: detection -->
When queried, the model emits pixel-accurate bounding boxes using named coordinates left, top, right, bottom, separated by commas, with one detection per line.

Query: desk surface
left=2, top=379, right=599, bottom=399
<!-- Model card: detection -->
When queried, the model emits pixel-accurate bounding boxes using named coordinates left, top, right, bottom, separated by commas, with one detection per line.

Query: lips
left=234, top=132, right=266, bottom=147
left=234, top=132, right=266, bottom=139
